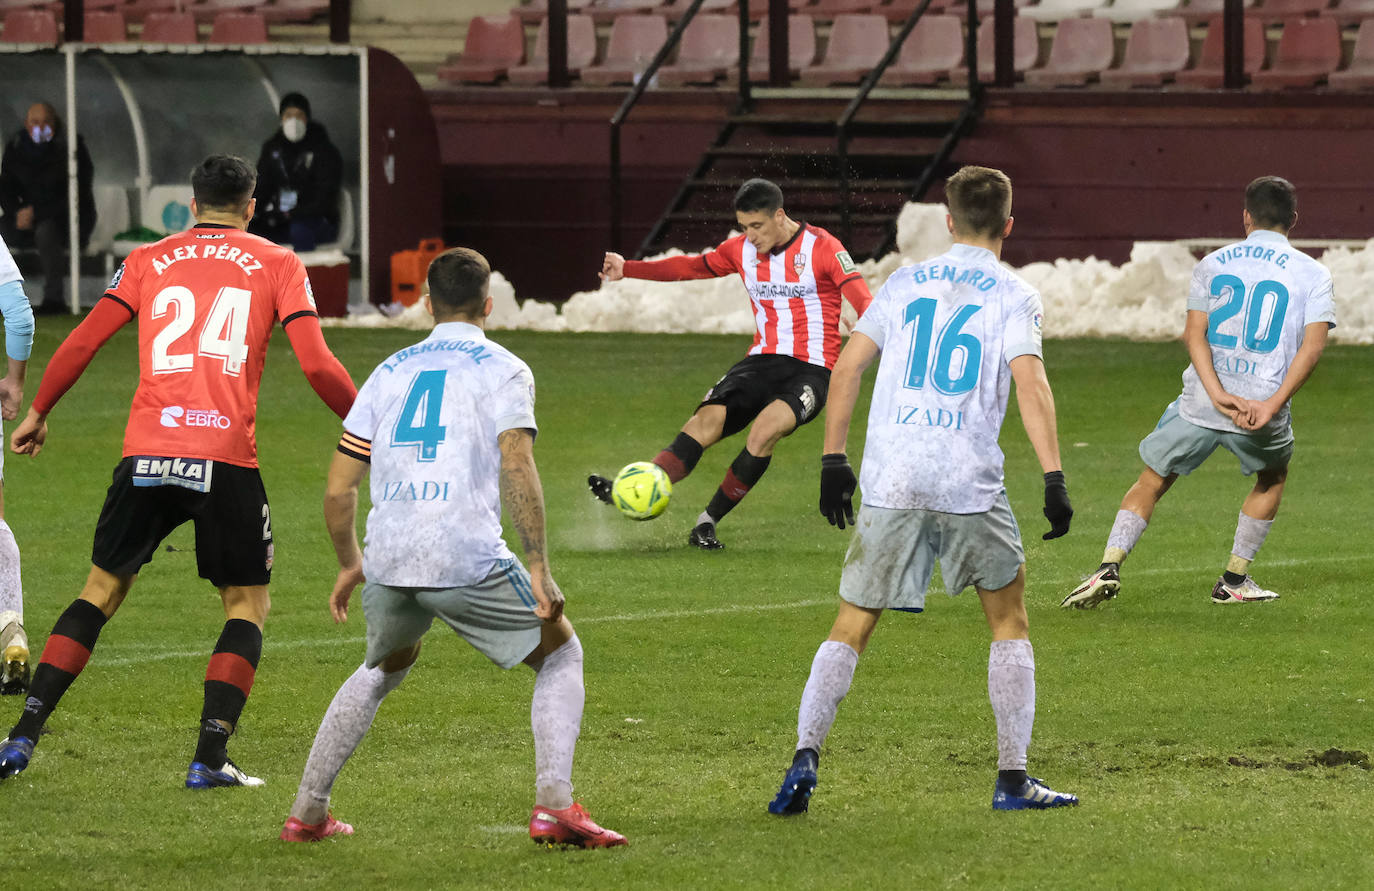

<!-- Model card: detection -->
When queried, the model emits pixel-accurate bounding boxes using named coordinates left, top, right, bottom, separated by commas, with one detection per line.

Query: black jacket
left=0, top=128, right=96, bottom=242
left=252, top=120, right=343, bottom=225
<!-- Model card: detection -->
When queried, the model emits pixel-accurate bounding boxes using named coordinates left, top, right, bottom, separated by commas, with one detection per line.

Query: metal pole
left=1222, top=0, right=1244, bottom=89
left=768, top=0, right=788, bottom=87
left=330, top=0, right=350, bottom=44
left=738, top=0, right=751, bottom=106
left=66, top=48, right=80, bottom=314
left=549, top=0, right=570, bottom=88
left=610, top=127, right=622, bottom=253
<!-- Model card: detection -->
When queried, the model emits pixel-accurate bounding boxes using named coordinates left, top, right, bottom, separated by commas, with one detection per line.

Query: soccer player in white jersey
left=767, top=166, right=1079, bottom=815
left=1063, top=176, right=1336, bottom=609
left=0, top=235, right=34, bottom=693
left=281, top=248, right=626, bottom=848
left=592, top=178, right=872, bottom=550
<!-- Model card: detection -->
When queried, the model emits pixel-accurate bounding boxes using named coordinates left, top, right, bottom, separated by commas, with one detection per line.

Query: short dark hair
left=190, top=154, right=256, bottom=213
left=945, top=165, right=1012, bottom=239
left=1245, top=176, right=1297, bottom=231
left=426, top=247, right=490, bottom=317
left=279, top=92, right=311, bottom=119
left=734, top=178, right=784, bottom=215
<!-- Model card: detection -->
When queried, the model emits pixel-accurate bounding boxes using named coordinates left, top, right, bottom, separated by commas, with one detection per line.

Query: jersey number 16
left=903, top=298, right=983, bottom=396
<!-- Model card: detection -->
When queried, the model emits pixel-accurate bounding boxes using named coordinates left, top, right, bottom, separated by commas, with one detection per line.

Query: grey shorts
left=362, top=557, right=543, bottom=670
left=1139, top=401, right=1293, bottom=478
left=838, top=493, right=1025, bottom=612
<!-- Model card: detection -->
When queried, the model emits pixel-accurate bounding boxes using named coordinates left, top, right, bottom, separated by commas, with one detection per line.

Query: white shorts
left=838, top=493, right=1025, bottom=612
left=362, top=557, right=543, bottom=670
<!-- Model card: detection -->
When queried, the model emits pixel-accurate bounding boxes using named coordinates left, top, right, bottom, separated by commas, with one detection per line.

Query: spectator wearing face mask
left=248, top=92, right=344, bottom=253
left=0, top=102, right=97, bottom=315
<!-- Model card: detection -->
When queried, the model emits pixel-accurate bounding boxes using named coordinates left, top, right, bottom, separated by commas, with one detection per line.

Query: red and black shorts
left=91, top=457, right=273, bottom=588
left=699, top=354, right=831, bottom=439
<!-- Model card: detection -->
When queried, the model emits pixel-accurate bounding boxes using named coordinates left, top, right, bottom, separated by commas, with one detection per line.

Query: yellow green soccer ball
left=611, top=461, right=672, bottom=521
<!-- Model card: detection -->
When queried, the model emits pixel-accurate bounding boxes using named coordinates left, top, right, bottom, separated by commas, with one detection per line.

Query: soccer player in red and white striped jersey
left=592, top=179, right=872, bottom=550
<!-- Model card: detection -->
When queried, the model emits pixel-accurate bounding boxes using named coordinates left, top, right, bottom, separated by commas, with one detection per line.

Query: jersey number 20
left=1207, top=275, right=1289, bottom=353
left=392, top=369, right=448, bottom=462
left=903, top=298, right=983, bottom=395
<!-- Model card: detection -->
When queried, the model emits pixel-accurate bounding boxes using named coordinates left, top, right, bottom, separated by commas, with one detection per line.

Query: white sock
left=531, top=634, right=584, bottom=810
left=1231, top=511, right=1273, bottom=563
left=988, top=639, right=1035, bottom=771
left=695, top=510, right=714, bottom=528
left=796, top=640, right=859, bottom=753
left=291, top=662, right=410, bottom=825
left=0, top=519, right=22, bottom=622
left=1104, top=509, right=1148, bottom=564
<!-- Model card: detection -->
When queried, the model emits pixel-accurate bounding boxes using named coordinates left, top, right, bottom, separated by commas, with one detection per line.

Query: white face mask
left=28, top=123, right=53, bottom=144
left=282, top=118, right=306, bottom=143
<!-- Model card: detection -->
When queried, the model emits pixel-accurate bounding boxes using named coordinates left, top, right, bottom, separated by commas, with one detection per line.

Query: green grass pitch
left=2, top=319, right=1371, bottom=888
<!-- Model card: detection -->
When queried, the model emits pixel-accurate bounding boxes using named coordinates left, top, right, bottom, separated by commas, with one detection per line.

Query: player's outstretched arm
left=1183, top=310, right=1253, bottom=426
left=283, top=314, right=358, bottom=419
left=0, top=278, right=34, bottom=420
left=1239, top=320, right=1330, bottom=431
left=498, top=427, right=564, bottom=623
left=323, top=450, right=368, bottom=623
left=819, top=333, right=879, bottom=529
left=1009, top=354, right=1073, bottom=540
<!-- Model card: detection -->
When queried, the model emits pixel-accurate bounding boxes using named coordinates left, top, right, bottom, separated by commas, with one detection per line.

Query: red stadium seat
left=797, top=13, right=889, bottom=85
left=948, top=15, right=1038, bottom=84
left=1250, top=16, right=1340, bottom=88
left=140, top=10, right=198, bottom=42
left=208, top=11, right=268, bottom=43
left=1174, top=15, right=1264, bottom=86
left=879, top=14, right=963, bottom=86
left=1100, top=16, right=1190, bottom=86
left=0, top=8, right=57, bottom=43
left=1023, top=16, right=1114, bottom=86
left=123, top=0, right=183, bottom=23
left=1327, top=17, right=1374, bottom=88
left=1250, top=0, right=1331, bottom=23
left=729, top=14, right=817, bottom=82
left=581, top=13, right=669, bottom=85
left=82, top=8, right=128, bottom=42
left=507, top=14, right=598, bottom=84
left=436, top=14, right=525, bottom=84
left=1321, top=0, right=1374, bottom=25
left=656, top=14, right=740, bottom=86
left=192, top=0, right=263, bottom=25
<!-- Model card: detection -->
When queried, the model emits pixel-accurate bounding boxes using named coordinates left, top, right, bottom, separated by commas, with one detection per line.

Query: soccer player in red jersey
left=0, top=155, right=357, bottom=787
left=591, top=178, right=873, bottom=550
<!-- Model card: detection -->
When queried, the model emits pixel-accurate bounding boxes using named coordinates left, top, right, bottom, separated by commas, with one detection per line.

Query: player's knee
left=1256, top=465, right=1287, bottom=489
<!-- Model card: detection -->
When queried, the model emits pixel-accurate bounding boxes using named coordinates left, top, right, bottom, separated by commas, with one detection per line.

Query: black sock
left=998, top=769, right=1028, bottom=791
left=705, top=449, right=772, bottom=523
left=1098, top=562, right=1120, bottom=574
left=193, top=619, right=262, bottom=767
left=11, top=599, right=108, bottom=741
left=793, top=747, right=819, bottom=770
left=1222, top=570, right=1247, bottom=586
left=652, top=433, right=705, bottom=484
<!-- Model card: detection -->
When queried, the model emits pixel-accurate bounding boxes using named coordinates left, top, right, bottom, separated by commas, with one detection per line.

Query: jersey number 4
left=1207, top=276, right=1289, bottom=353
left=392, top=369, right=448, bottom=462
left=151, top=285, right=252, bottom=376
left=903, top=298, right=983, bottom=395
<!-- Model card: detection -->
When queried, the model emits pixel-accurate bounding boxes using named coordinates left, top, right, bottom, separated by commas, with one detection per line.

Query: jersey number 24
left=151, top=285, right=252, bottom=376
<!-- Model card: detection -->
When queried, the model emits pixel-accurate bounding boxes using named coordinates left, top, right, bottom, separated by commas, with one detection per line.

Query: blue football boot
left=992, top=776, right=1079, bottom=810
left=768, top=751, right=818, bottom=815
left=186, top=758, right=264, bottom=789
left=0, top=736, right=34, bottom=780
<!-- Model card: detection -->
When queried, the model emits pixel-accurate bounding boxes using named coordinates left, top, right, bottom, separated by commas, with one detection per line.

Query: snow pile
left=326, top=204, right=1372, bottom=344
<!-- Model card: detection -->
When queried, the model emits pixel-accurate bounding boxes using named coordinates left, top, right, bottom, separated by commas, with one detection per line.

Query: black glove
left=1042, top=470, right=1072, bottom=540
left=819, top=453, right=857, bottom=529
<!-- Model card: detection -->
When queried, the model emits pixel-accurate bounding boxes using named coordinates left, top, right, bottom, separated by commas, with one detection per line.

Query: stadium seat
left=581, top=13, right=668, bottom=85
left=1176, top=0, right=1259, bottom=23
left=1174, top=15, right=1264, bottom=86
left=1321, top=0, right=1374, bottom=25
left=0, top=8, right=58, bottom=43
left=1327, top=17, right=1374, bottom=87
left=587, top=0, right=671, bottom=24
left=1023, top=16, right=1114, bottom=86
left=86, top=184, right=131, bottom=277
left=144, top=183, right=195, bottom=234
left=140, top=10, right=198, bottom=42
left=656, top=14, right=740, bottom=86
left=191, top=0, right=263, bottom=24
left=797, top=13, right=890, bottom=85
left=261, top=0, right=331, bottom=24
left=512, top=0, right=596, bottom=26
left=1092, top=0, right=1185, bottom=22
left=729, top=14, right=817, bottom=82
left=1020, top=0, right=1111, bottom=22
left=208, top=11, right=268, bottom=44
left=1100, top=16, right=1189, bottom=86
left=1250, top=0, right=1331, bottom=23
left=1250, top=16, right=1340, bottom=87
left=123, top=0, right=183, bottom=23
left=948, top=14, right=1038, bottom=84
left=879, top=14, right=963, bottom=85
left=82, top=9, right=129, bottom=42
left=436, top=13, right=524, bottom=84
left=506, top=14, right=598, bottom=84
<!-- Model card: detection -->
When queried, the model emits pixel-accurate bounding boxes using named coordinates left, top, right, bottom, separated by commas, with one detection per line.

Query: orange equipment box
left=390, top=238, right=446, bottom=306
